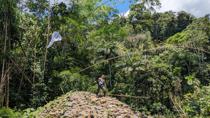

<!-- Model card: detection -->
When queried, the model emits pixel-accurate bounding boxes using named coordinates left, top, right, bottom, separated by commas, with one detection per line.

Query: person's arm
left=94, top=78, right=98, bottom=84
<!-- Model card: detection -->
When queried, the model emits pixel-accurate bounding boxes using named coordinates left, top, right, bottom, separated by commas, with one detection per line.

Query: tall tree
left=0, top=0, right=19, bottom=107
left=128, top=0, right=160, bottom=33
left=176, top=11, right=194, bottom=32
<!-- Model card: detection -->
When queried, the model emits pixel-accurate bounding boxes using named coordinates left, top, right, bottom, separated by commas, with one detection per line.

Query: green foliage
left=151, top=11, right=194, bottom=41
left=183, top=85, right=210, bottom=117
left=58, top=69, right=95, bottom=93
left=0, top=108, right=22, bottom=118
left=167, top=17, right=210, bottom=45
left=167, top=29, right=209, bottom=45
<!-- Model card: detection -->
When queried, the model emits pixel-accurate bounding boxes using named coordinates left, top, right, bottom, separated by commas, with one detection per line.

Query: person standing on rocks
left=96, top=74, right=107, bottom=97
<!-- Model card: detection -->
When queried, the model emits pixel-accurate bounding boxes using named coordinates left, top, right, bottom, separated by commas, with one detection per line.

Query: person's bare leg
left=102, top=87, right=106, bottom=97
left=96, top=86, right=100, bottom=97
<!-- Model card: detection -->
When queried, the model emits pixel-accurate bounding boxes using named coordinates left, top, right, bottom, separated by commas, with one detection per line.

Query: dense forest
left=0, top=0, right=210, bottom=117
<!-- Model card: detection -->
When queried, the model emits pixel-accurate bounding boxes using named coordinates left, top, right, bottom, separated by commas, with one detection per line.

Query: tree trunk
left=5, top=63, right=10, bottom=108
left=0, top=11, right=8, bottom=107
left=43, top=2, right=51, bottom=80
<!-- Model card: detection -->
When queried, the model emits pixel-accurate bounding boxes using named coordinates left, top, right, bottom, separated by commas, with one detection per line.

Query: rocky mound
left=35, top=91, right=140, bottom=118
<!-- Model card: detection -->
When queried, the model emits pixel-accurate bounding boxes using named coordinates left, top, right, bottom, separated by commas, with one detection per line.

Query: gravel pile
left=36, top=91, right=140, bottom=118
